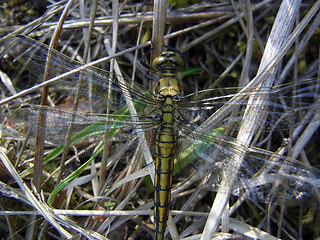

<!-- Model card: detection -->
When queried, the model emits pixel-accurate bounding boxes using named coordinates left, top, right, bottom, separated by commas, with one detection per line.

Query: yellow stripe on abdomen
left=154, top=123, right=176, bottom=240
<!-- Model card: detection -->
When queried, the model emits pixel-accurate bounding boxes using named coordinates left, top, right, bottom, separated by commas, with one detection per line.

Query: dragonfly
left=2, top=35, right=320, bottom=239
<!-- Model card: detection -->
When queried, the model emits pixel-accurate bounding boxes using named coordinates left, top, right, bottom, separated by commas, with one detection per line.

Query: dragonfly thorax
left=154, top=77, right=181, bottom=98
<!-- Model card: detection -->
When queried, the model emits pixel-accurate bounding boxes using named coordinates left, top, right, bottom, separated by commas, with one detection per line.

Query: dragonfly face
left=152, top=51, right=184, bottom=75
left=2, top=35, right=320, bottom=239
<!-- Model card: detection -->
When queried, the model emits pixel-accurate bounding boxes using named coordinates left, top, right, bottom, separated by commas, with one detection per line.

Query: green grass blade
left=47, top=140, right=105, bottom=206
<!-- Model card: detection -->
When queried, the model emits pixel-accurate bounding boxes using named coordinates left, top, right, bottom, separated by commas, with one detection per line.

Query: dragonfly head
left=152, top=51, right=184, bottom=76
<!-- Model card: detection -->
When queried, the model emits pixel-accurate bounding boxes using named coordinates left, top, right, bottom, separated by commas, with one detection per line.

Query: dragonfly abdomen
left=154, top=98, right=177, bottom=240
left=151, top=51, right=183, bottom=239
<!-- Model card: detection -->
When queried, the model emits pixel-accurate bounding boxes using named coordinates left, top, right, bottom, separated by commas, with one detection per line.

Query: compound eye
left=152, top=55, right=166, bottom=71
left=168, top=53, right=184, bottom=71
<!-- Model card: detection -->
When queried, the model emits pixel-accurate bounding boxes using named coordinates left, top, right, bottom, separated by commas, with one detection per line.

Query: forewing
left=179, top=78, right=320, bottom=132
left=2, top=35, right=156, bottom=111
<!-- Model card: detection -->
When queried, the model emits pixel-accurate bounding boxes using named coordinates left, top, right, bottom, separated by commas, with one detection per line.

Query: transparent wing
left=3, top=35, right=320, bottom=204
left=4, top=35, right=319, bottom=143
left=175, top=76, right=320, bottom=203
left=8, top=104, right=156, bottom=145
left=174, top=127, right=320, bottom=204
left=179, top=78, right=320, bottom=132
left=3, top=35, right=156, bottom=111
left=3, top=35, right=159, bottom=144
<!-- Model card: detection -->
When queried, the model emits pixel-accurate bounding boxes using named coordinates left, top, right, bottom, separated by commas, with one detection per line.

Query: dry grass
left=0, top=0, right=320, bottom=239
